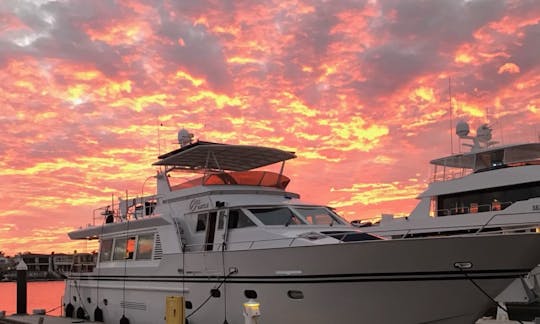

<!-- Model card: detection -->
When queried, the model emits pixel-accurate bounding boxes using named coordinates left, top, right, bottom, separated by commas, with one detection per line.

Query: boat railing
left=367, top=217, right=540, bottom=239
left=92, top=194, right=159, bottom=226
left=183, top=231, right=370, bottom=252
left=435, top=201, right=513, bottom=216
left=475, top=211, right=540, bottom=234
left=431, top=167, right=473, bottom=182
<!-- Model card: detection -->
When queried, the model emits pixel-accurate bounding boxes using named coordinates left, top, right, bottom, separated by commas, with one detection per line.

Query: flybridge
left=431, top=142, right=540, bottom=171
left=430, top=121, right=540, bottom=182
left=152, top=130, right=298, bottom=191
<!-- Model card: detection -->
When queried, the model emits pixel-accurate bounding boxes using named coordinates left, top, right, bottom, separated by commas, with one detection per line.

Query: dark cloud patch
left=1, top=0, right=127, bottom=76
left=355, top=42, right=440, bottom=101
left=156, top=12, right=233, bottom=92
left=512, top=24, right=540, bottom=73
left=379, top=0, right=506, bottom=49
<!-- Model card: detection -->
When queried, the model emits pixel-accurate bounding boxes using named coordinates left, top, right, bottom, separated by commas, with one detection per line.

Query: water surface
left=0, top=281, right=64, bottom=316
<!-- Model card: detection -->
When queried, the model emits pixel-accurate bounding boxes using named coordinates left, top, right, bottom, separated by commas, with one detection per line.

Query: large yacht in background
left=62, top=129, right=540, bottom=324
left=363, top=121, right=540, bottom=321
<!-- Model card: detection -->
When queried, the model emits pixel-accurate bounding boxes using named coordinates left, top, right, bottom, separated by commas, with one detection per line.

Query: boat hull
left=65, top=233, right=540, bottom=324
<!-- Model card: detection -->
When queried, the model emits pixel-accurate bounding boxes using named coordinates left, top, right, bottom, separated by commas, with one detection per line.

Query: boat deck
left=0, top=315, right=99, bottom=324
left=0, top=314, right=534, bottom=324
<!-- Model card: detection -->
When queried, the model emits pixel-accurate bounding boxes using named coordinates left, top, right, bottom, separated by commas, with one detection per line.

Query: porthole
left=73, top=296, right=77, bottom=302
left=244, top=290, right=257, bottom=299
left=185, top=301, right=193, bottom=309
left=211, top=289, right=221, bottom=298
left=287, top=290, right=304, bottom=299
left=87, top=297, right=92, bottom=304
left=103, top=299, right=108, bottom=306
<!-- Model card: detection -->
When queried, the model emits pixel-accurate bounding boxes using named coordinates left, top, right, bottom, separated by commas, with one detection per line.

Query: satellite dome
left=476, top=124, right=492, bottom=142
left=178, top=128, right=193, bottom=147
left=455, top=120, right=470, bottom=138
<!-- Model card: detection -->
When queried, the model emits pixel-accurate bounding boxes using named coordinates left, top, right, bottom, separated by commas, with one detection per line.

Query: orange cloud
left=498, top=62, right=520, bottom=74
left=1, top=1, right=540, bottom=255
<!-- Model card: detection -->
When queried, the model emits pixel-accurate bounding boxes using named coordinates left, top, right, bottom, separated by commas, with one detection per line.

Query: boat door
left=205, top=209, right=228, bottom=251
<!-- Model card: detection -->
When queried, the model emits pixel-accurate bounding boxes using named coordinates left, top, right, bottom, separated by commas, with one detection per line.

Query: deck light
left=242, top=299, right=261, bottom=324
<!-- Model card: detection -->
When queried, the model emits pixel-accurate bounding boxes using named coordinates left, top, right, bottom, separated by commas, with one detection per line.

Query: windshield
left=294, top=207, right=346, bottom=225
left=249, top=207, right=304, bottom=225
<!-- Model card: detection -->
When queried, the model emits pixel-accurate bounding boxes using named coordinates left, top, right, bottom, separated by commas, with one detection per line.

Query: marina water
left=0, top=281, right=64, bottom=316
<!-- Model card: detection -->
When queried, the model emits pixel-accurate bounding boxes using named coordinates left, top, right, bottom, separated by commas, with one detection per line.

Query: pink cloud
left=0, top=0, right=540, bottom=255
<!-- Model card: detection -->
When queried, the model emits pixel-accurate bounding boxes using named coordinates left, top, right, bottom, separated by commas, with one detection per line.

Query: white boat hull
left=65, top=233, right=540, bottom=324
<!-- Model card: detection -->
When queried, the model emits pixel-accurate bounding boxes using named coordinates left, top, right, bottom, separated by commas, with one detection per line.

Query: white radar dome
left=178, top=128, right=193, bottom=147
left=455, top=120, right=470, bottom=138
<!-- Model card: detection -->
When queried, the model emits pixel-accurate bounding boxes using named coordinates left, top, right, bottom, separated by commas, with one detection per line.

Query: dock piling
left=16, top=260, right=28, bottom=315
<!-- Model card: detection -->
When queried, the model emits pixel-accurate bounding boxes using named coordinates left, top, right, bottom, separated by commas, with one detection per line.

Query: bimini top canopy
left=153, top=141, right=297, bottom=171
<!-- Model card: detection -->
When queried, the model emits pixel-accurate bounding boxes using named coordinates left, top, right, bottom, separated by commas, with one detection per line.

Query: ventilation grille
left=154, top=234, right=163, bottom=260
left=121, top=301, right=147, bottom=311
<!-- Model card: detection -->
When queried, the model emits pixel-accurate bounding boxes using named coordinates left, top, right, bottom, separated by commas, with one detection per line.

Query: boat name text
left=189, top=199, right=210, bottom=211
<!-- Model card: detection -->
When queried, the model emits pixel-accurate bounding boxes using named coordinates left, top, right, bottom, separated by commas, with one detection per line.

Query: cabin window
left=99, top=239, right=113, bottom=262
left=196, top=214, right=207, bottom=232
left=474, top=149, right=504, bottom=171
left=112, top=237, right=136, bottom=260
left=113, top=238, right=126, bottom=260
left=218, top=212, right=225, bottom=229
left=228, top=209, right=256, bottom=229
left=294, top=207, right=344, bottom=225
left=136, top=234, right=154, bottom=260
left=249, top=207, right=303, bottom=226
left=126, top=237, right=136, bottom=259
left=437, top=181, right=540, bottom=216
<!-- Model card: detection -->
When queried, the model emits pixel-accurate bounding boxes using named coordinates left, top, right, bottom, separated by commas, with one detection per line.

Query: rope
left=221, top=237, right=228, bottom=324
left=96, top=220, right=106, bottom=306
left=45, top=304, right=63, bottom=314
left=122, top=218, right=131, bottom=317
left=185, top=269, right=236, bottom=320
left=456, top=267, right=524, bottom=324
left=73, top=280, right=89, bottom=319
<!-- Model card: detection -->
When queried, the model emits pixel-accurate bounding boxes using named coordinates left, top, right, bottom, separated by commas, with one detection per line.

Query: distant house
left=0, top=254, right=9, bottom=279
left=12, top=253, right=50, bottom=279
left=4, top=252, right=97, bottom=281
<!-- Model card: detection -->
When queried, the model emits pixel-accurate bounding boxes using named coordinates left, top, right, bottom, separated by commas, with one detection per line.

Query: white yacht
left=63, top=129, right=540, bottom=324
left=364, top=121, right=540, bottom=321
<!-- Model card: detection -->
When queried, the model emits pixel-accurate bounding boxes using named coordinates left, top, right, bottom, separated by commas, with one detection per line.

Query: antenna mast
left=448, top=77, right=454, bottom=154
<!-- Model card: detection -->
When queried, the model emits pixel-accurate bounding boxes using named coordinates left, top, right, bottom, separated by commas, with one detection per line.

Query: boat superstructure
left=363, top=121, right=540, bottom=321
left=63, top=129, right=540, bottom=324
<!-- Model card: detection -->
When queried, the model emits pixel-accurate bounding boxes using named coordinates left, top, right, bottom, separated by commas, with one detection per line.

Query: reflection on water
left=0, top=281, right=65, bottom=316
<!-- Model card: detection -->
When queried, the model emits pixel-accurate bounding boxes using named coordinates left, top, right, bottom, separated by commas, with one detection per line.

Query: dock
left=0, top=315, right=98, bottom=324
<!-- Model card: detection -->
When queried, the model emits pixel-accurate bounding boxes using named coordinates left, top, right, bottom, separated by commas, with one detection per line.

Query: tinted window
left=126, top=237, right=135, bottom=259
left=437, top=181, right=540, bottom=216
left=249, top=207, right=303, bottom=225
left=112, top=237, right=136, bottom=260
left=295, top=207, right=344, bottom=225
left=196, top=214, right=207, bottom=232
left=136, top=234, right=154, bottom=260
left=228, top=209, right=256, bottom=229
left=99, top=239, right=113, bottom=262
left=112, top=238, right=126, bottom=260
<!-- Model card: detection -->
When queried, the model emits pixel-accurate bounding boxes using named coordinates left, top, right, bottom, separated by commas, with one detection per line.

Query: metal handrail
left=91, top=195, right=160, bottom=226
left=366, top=217, right=540, bottom=238
left=435, top=201, right=513, bottom=216
left=183, top=230, right=368, bottom=252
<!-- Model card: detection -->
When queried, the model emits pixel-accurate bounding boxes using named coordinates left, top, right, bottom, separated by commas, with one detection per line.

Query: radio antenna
left=157, top=119, right=162, bottom=156
left=448, top=77, right=454, bottom=154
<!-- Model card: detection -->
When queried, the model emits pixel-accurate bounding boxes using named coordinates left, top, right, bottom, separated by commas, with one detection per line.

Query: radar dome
left=456, top=121, right=470, bottom=138
left=476, top=124, right=492, bottom=142
left=178, top=128, right=193, bottom=147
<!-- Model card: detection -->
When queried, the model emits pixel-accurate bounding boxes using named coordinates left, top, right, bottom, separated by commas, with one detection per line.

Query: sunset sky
left=1, top=0, right=539, bottom=255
